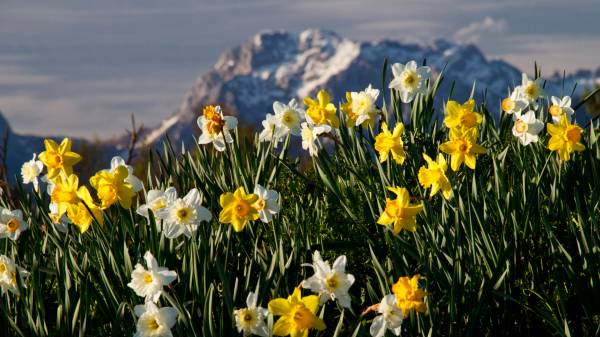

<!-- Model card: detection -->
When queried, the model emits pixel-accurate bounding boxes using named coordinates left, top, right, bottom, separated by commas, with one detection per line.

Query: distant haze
left=1, top=0, right=599, bottom=139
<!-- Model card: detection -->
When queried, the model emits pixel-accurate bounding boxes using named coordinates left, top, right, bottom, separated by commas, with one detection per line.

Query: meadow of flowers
left=3, top=60, right=600, bottom=336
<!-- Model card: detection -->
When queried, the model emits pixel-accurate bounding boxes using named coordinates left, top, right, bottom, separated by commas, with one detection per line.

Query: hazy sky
left=1, top=0, right=599, bottom=139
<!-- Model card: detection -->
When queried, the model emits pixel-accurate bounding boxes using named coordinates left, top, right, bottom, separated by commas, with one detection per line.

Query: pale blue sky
left=1, top=0, right=599, bottom=139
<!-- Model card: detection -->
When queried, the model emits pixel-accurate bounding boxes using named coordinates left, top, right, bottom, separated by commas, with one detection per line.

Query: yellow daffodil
left=418, top=154, right=453, bottom=200
left=391, top=275, right=427, bottom=317
left=268, top=288, right=326, bottom=337
left=374, top=122, right=406, bottom=165
left=547, top=114, right=585, bottom=161
left=377, top=187, right=423, bottom=234
left=304, top=89, right=339, bottom=128
left=340, top=85, right=380, bottom=128
left=67, top=186, right=103, bottom=233
left=439, top=128, right=486, bottom=171
left=51, top=173, right=81, bottom=217
left=90, top=166, right=136, bottom=209
left=443, top=99, right=482, bottom=131
left=39, top=138, right=82, bottom=181
left=219, top=187, right=259, bottom=232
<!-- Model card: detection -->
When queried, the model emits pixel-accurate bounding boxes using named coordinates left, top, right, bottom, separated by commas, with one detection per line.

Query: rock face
left=143, top=29, right=599, bottom=146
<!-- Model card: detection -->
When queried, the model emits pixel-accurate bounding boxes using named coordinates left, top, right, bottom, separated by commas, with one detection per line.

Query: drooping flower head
left=133, top=302, right=178, bottom=337
left=0, top=208, right=28, bottom=241
left=253, top=184, right=280, bottom=223
left=304, top=89, right=339, bottom=128
left=90, top=166, right=136, bottom=209
left=0, top=255, right=29, bottom=296
left=219, top=187, right=259, bottom=232
left=512, top=110, right=544, bottom=146
left=234, top=292, right=269, bottom=337
left=391, top=275, right=427, bottom=317
left=300, top=122, right=331, bottom=157
left=374, top=122, right=406, bottom=165
left=68, top=186, right=103, bottom=233
left=547, top=114, right=585, bottom=161
left=39, top=138, right=81, bottom=181
left=21, top=154, right=43, bottom=192
left=388, top=60, right=431, bottom=103
left=128, top=251, right=177, bottom=303
left=439, top=128, right=486, bottom=171
left=301, top=251, right=355, bottom=308
left=549, top=96, right=575, bottom=124
left=341, top=85, right=380, bottom=127
left=418, top=153, right=453, bottom=200
left=268, top=288, right=326, bottom=337
left=369, top=294, right=403, bottom=337
left=377, top=187, right=423, bottom=234
left=443, top=99, right=482, bottom=131
left=197, top=105, right=238, bottom=151
left=156, top=188, right=212, bottom=239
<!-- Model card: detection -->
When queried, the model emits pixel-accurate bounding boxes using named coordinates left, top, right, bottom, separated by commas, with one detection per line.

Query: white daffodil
left=252, top=184, right=280, bottom=223
left=21, top=154, right=43, bottom=192
left=300, top=122, right=331, bottom=157
left=197, top=105, right=238, bottom=152
left=108, top=156, right=144, bottom=192
left=517, top=73, right=545, bottom=103
left=350, top=85, right=380, bottom=127
left=258, top=114, right=287, bottom=148
left=388, top=60, right=431, bottom=103
left=127, top=251, right=177, bottom=303
left=49, top=203, right=69, bottom=233
left=512, top=110, right=544, bottom=146
left=549, top=96, right=575, bottom=123
left=0, top=255, right=29, bottom=296
left=301, top=250, right=355, bottom=308
left=369, top=294, right=404, bottom=337
left=156, top=188, right=212, bottom=239
left=133, top=301, right=178, bottom=337
left=0, top=208, right=28, bottom=241
left=137, top=187, right=178, bottom=219
left=233, top=291, right=269, bottom=337
left=501, top=88, right=529, bottom=116
left=273, top=99, right=304, bottom=136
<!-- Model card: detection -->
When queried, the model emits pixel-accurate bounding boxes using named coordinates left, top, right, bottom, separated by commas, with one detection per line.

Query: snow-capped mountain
left=143, top=28, right=599, bottom=146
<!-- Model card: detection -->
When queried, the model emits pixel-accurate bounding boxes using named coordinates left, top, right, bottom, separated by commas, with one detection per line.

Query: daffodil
left=547, top=114, right=585, bottom=161
left=253, top=184, right=280, bottom=223
left=517, top=73, right=545, bottom=103
left=67, top=186, right=103, bottom=233
left=512, top=110, right=544, bottom=146
left=38, top=138, right=81, bottom=181
left=377, top=187, right=423, bottom=234
left=197, top=105, right=238, bottom=152
left=439, top=128, right=486, bottom=171
left=234, top=291, right=269, bottom=337
left=106, top=156, right=143, bottom=192
left=50, top=173, right=81, bottom=217
left=156, top=188, right=212, bottom=239
left=418, top=154, right=452, bottom=200
left=219, top=187, right=259, bottom=232
left=391, top=275, right=427, bottom=317
left=133, top=302, right=178, bottom=337
left=369, top=294, right=404, bottom=337
left=273, top=99, right=304, bottom=136
left=0, top=208, right=28, bottom=241
left=48, top=203, right=69, bottom=233
left=304, top=89, right=339, bottom=128
left=268, top=288, right=326, bottom=337
left=128, top=251, right=177, bottom=303
left=90, top=166, right=136, bottom=209
left=443, top=99, right=482, bottom=131
left=388, top=60, right=430, bottom=103
left=549, top=96, right=574, bottom=124
left=301, top=250, right=355, bottom=308
left=374, top=122, right=406, bottom=164
left=501, top=88, right=528, bottom=115
left=0, top=255, right=29, bottom=296
left=341, top=85, right=380, bottom=127
left=259, top=113, right=287, bottom=148
left=137, top=187, right=177, bottom=219
left=21, top=154, right=43, bottom=192
left=300, top=122, right=331, bottom=157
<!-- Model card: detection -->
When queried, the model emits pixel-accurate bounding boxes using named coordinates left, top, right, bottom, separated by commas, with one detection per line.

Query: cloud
left=454, top=16, right=507, bottom=44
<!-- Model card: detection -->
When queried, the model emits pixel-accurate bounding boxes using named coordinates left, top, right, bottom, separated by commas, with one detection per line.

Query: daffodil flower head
left=127, top=251, right=177, bottom=303
left=0, top=208, right=28, bottom=241
left=21, top=154, right=44, bottom=192
left=67, top=186, right=103, bottom=233
left=418, top=153, right=453, bottom=200
left=438, top=128, right=486, bottom=171
left=156, top=188, right=212, bottom=239
left=51, top=173, right=81, bottom=217
left=512, top=110, right=544, bottom=146
left=374, top=122, right=406, bottom=165
left=253, top=184, right=280, bottom=223
left=108, top=156, right=143, bottom=192
left=369, top=294, right=403, bottom=337
left=38, top=138, right=81, bottom=181
left=391, top=275, right=427, bottom=317
left=518, top=73, right=545, bottom=103
left=197, top=105, right=238, bottom=152
left=234, top=291, right=269, bottom=337
left=304, top=89, right=339, bottom=128
left=547, top=114, right=585, bottom=162
left=549, top=96, right=574, bottom=124
left=137, top=187, right=178, bottom=219
left=0, top=255, right=29, bottom=296
left=258, top=113, right=287, bottom=148
left=219, top=187, right=259, bottom=232
left=501, top=88, right=528, bottom=115
left=133, top=301, right=178, bottom=337
left=268, top=288, right=326, bottom=337
left=300, top=122, right=331, bottom=157
left=341, top=85, right=380, bottom=127
left=388, top=60, right=431, bottom=103
left=443, top=99, right=482, bottom=131
left=273, top=99, right=304, bottom=136
left=90, top=165, right=136, bottom=209
left=377, top=187, right=423, bottom=234
left=301, top=250, right=355, bottom=308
